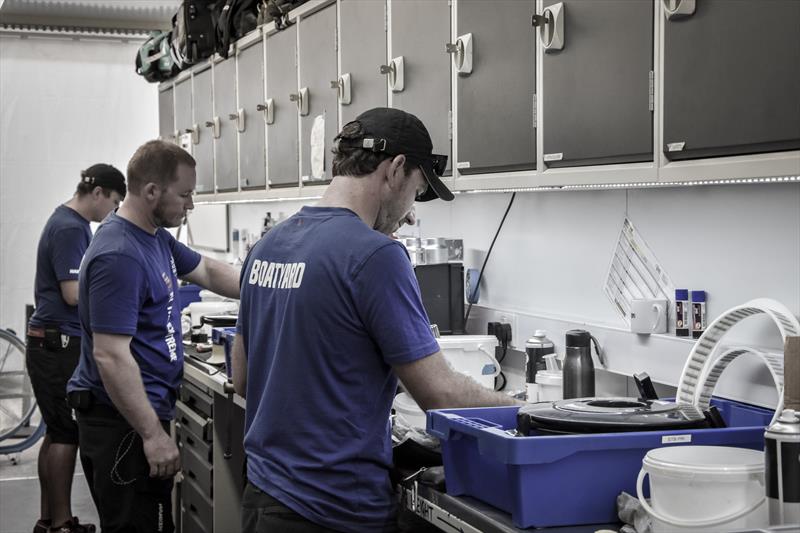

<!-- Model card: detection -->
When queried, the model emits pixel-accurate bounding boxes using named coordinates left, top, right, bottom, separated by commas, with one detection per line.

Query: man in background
left=232, top=108, right=521, bottom=533
left=27, top=164, right=126, bottom=533
left=67, top=140, right=240, bottom=533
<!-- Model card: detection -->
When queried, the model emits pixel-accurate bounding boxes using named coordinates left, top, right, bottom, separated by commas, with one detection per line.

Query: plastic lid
left=675, top=289, right=689, bottom=300
left=565, top=329, right=590, bottom=348
left=436, top=335, right=498, bottom=350
left=643, top=446, right=763, bottom=477
left=691, top=290, right=706, bottom=302
left=534, top=329, right=547, bottom=337
left=536, top=370, right=562, bottom=386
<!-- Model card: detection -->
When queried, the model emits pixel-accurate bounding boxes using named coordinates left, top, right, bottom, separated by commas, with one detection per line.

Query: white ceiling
left=0, top=0, right=180, bottom=32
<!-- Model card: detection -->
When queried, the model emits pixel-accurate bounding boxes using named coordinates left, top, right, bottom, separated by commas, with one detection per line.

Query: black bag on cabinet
left=215, top=0, right=260, bottom=58
left=263, top=0, right=309, bottom=30
left=170, top=0, right=219, bottom=69
left=135, top=31, right=181, bottom=83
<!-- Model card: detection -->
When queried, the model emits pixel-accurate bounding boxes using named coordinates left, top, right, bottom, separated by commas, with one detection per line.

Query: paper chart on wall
left=310, top=113, right=326, bottom=180
left=604, top=217, right=675, bottom=326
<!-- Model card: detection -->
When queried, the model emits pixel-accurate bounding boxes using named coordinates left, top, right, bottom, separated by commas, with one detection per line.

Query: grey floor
left=0, top=439, right=99, bottom=533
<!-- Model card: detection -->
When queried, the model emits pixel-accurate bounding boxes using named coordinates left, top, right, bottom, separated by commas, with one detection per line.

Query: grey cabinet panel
left=266, top=26, right=299, bottom=187
left=456, top=0, right=536, bottom=174
left=158, top=87, right=175, bottom=141
left=214, top=59, right=238, bottom=191
left=193, top=67, right=215, bottom=194
left=174, top=78, right=193, bottom=136
left=237, top=41, right=267, bottom=189
left=339, top=0, right=387, bottom=125
left=542, top=0, right=653, bottom=168
left=298, top=5, right=337, bottom=182
left=664, top=0, right=800, bottom=160
left=390, top=0, right=451, bottom=171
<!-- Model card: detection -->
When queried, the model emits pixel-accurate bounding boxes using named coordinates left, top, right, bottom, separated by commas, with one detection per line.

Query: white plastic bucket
left=536, top=370, right=563, bottom=401
left=393, top=392, right=427, bottom=431
left=437, top=335, right=500, bottom=390
left=637, top=446, right=768, bottom=532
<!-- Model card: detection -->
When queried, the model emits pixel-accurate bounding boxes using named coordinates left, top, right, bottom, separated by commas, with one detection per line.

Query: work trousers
left=76, top=402, right=174, bottom=533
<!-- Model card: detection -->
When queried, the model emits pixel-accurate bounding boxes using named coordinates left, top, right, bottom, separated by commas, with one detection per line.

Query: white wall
left=222, top=182, right=800, bottom=408
left=0, top=34, right=158, bottom=335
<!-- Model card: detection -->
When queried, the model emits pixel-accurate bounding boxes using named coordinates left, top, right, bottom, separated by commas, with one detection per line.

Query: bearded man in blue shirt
left=68, top=140, right=240, bottom=533
left=232, top=108, right=522, bottom=533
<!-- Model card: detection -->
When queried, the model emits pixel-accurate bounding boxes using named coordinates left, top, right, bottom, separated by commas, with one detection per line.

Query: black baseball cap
left=336, top=108, right=454, bottom=202
left=81, top=163, right=126, bottom=199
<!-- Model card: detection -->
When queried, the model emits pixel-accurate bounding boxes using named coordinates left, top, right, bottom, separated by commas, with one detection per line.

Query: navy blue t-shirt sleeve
left=352, top=243, right=440, bottom=366
left=50, top=227, right=89, bottom=282
left=163, top=231, right=202, bottom=276
left=87, top=254, right=145, bottom=336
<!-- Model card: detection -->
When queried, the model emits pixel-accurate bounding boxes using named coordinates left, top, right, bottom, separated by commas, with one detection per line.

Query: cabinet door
left=298, top=4, right=337, bottom=182
left=390, top=0, right=451, bottom=171
left=158, top=86, right=175, bottom=142
left=339, top=0, right=387, bottom=125
left=214, top=58, right=238, bottom=191
left=456, top=0, right=536, bottom=174
left=542, top=0, right=653, bottom=167
left=663, top=0, right=800, bottom=160
left=237, top=40, right=267, bottom=190
left=266, top=26, right=299, bottom=187
left=193, top=67, right=215, bottom=194
left=174, top=77, right=193, bottom=138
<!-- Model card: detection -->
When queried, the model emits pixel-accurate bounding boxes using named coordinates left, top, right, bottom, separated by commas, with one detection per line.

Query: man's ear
left=386, top=155, right=407, bottom=189
left=92, top=186, right=104, bottom=199
left=142, top=182, right=161, bottom=202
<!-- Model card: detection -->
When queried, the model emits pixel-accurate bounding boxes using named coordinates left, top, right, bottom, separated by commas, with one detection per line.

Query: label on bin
left=662, top=434, right=692, bottom=444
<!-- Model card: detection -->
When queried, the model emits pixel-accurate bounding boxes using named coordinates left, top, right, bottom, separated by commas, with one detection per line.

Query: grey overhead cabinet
left=158, top=85, right=175, bottom=142
left=541, top=0, right=653, bottom=168
left=663, top=0, right=800, bottom=161
left=213, top=58, right=239, bottom=191
left=298, top=4, right=338, bottom=183
left=338, top=0, right=387, bottom=125
left=455, top=0, right=536, bottom=174
left=265, top=25, right=300, bottom=187
left=389, top=0, right=451, bottom=172
left=236, top=38, right=267, bottom=190
left=193, top=66, right=215, bottom=194
left=174, top=75, right=193, bottom=146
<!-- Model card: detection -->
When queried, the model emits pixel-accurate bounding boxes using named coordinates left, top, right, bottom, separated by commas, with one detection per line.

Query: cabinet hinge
left=448, top=110, right=453, bottom=140
left=648, top=70, right=654, bottom=112
left=334, top=21, right=338, bottom=52
left=384, top=4, right=388, bottom=32
left=532, top=93, right=537, bottom=129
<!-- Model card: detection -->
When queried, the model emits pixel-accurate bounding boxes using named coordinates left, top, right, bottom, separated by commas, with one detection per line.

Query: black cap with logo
left=335, top=108, right=454, bottom=202
left=81, top=163, right=127, bottom=199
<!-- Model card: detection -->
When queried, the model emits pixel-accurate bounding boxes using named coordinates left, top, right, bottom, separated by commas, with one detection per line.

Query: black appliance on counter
left=415, top=263, right=465, bottom=335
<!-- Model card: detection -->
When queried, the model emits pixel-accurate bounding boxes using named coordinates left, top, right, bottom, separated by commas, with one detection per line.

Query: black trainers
left=33, top=519, right=51, bottom=533
left=49, top=517, right=96, bottom=533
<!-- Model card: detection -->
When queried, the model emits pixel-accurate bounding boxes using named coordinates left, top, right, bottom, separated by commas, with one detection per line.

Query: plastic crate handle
left=636, top=468, right=765, bottom=528
left=428, top=413, right=504, bottom=441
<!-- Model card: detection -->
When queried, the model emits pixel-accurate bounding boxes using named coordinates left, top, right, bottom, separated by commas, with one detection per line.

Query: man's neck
left=317, top=175, right=380, bottom=228
left=64, top=195, right=93, bottom=222
left=117, top=197, right=158, bottom=235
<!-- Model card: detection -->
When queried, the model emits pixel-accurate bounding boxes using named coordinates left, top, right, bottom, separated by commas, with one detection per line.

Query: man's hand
left=142, top=429, right=180, bottom=478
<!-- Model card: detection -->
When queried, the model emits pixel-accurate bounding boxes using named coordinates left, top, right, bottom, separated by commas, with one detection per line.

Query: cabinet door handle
left=229, top=108, right=245, bottom=132
left=380, top=57, right=404, bottom=92
left=290, top=88, right=309, bottom=116
left=331, top=73, right=351, bottom=104
left=662, top=0, right=695, bottom=20
left=447, top=33, right=473, bottom=74
left=204, top=117, right=221, bottom=139
left=534, top=2, right=564, bottom=52
left=258, top=98, right=275, bottom=124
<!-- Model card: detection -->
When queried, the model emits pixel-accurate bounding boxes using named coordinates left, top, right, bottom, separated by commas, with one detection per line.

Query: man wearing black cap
left=232, top=108, right=519, bottom=533
left=27, top=164, right=126, bottom=533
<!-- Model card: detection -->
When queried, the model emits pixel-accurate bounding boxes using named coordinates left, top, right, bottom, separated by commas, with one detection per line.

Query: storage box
left=211, top=327, right=237, bottom=377
left=427, top=398, right=772, bottom=528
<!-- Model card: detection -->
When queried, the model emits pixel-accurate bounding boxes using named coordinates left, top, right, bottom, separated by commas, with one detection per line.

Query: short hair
left=127, top=140, right=196, bottom=195
left=331, top=121, right=413, bottom=177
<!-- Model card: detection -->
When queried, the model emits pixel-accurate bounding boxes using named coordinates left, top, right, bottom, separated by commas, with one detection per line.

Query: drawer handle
left=186, top=435, right=195, bottom=446
left=190, top=503, right=198, bottom=513
left=188, top=470, right=197, bottom=480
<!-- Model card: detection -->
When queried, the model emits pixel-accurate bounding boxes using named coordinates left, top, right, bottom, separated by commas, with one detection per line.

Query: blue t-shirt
left=238, top=206, right=439, bottom=533
left=29, top=205, right=91, bottom=336
left=67, top=213, right=201, bottom=420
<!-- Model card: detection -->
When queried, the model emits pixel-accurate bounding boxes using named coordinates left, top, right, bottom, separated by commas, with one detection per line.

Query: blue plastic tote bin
left=426, top=398, right=772, bottom=528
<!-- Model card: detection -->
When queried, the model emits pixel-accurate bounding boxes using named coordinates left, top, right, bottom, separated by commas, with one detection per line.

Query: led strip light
left=676, top=298, right=799, bottom=414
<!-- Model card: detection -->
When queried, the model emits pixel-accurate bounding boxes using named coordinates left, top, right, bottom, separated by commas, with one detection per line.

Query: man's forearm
left=95, top=350, right=163, bottom=439
left=433, top=372, right=523, bottom=410
left=188, top=256, right=240, bottom=299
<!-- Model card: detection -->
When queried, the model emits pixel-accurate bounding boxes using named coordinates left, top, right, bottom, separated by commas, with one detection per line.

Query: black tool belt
left=27, top=324, right=79, bottom=352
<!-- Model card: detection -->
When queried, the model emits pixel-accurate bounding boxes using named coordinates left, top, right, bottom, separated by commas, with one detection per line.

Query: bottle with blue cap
left=691, top=290, right=707, bottom=339
left=675, top=289, right=690, bottom=337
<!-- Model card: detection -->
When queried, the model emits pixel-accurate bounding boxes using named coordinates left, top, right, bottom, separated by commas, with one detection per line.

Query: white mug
left=630, top=298, right=667, bottom=334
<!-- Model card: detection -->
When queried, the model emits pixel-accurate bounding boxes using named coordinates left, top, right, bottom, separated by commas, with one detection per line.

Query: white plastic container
left=637, top=445, right=768, bottom=532
left=437, top=335, right=500, bottom=390
left=393, top=392, right=427, bottom=431
left=536, top=371, right=563, bottom=401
